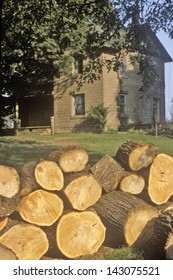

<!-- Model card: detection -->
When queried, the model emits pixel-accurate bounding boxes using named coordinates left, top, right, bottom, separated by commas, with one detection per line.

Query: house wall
left=53, top=72, right=105, bottom=133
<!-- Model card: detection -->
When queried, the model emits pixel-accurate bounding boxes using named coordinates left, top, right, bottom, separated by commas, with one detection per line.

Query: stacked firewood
left=0, top=141, right=173, bottom=260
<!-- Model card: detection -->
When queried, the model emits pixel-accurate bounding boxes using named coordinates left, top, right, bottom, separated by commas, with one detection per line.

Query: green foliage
left=104, top=246, right=144, bottom=260
left=87, top=103, right=109, bottom=133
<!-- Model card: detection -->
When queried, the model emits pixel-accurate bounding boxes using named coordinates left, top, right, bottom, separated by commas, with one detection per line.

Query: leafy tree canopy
left=1, top=0, right=173, bottom=109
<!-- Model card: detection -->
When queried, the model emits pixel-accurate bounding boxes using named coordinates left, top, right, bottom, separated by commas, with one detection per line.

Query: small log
left=0, top=165, right=20, bottom=198
left=165, top=232, right=173, bottom=260
left=0, top=165, right=21, bottom=217
left=20, top=161, right=40, bottom=196
left=0, top=223, right=49, bottom=260
left=115, top=141, right=157, bottom=171
left=92, top=190, right=153, bottom=247
left=64, top=172, right=102, bottom=210
left=119, top=172, right=145, bottom=195
left=18, top=189, right=64, bottom=226
left=56, top=211, right=106, bottom=259
left=0, top=244, right=18, bottom=260
left=90, top=155, right=125, bottom=192
left=34, top=160, right=64, bottom=191
left=148, top=154, right=173, bottom=204
left=58, top=147, right=89, bottom=173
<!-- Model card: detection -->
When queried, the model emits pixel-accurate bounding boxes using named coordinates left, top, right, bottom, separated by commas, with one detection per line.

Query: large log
left=92, top=190, right=156, bottom=247
left=148, top=154, right=173, bottom=204
left=0, top=165, right=21, bottom=217
left=115, top=141, right=157, bottom=171
left=64, top=172, right=102, bottom=210
left=17, top=189, right=64, bottom=226
left=0, top=217, right=8, bottom=231
left=0, top=222, right=49, bottom=260
left=90, top=155, right=125, bottom=192
left=0, top=244, right=18, bottom=260
left=35, top=160, right=64, bottom=191
left=56, top=211, right=106, bottom=259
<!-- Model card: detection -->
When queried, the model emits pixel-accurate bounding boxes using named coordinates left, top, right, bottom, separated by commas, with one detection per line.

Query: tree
left=1, top=0, right=173, bottom=126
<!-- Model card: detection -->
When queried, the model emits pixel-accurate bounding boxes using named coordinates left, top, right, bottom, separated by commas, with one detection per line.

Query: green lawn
left=0, top=132, right=172, bottom=170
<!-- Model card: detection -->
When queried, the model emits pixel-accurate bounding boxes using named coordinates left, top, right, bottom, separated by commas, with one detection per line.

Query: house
left=16, top=26, right=172, bottom=134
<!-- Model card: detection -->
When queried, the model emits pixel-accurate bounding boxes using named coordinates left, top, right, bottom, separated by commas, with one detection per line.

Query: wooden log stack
left=0, top=142, right=173, bottom=260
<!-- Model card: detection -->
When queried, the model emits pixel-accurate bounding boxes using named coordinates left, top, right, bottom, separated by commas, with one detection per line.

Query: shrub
left=87, top=103, right=109, bottom=133
left=104, top=246, right=144, bottom=260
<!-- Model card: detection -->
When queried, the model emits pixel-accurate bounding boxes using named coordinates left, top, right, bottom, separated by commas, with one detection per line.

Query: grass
left=0, top=131, right=173, bottom=170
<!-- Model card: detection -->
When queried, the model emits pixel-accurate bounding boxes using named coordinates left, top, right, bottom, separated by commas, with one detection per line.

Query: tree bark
left=90, top=154, right=125, bottom=193
left=20, top=161, right=40, bottom=196
left=17, top=189, right=64, bottom=226
left=148, top=154, right=173, bottom=204
left=115, top=141, right=157, bottom=171
left=165, top=232, right=173, bottom=260
left=56, top=211, right=106, bottom=259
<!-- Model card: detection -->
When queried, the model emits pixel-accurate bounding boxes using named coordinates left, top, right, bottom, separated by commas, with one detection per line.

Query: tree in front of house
left=1, top=0, right=172, bottom=127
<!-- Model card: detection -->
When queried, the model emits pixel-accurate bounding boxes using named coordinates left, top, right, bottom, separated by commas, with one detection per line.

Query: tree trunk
left=17, top=189, right=64, bottom=226
left=20, top=161, right=40, bottom=196
left=34, top=160, right=64, bottom=191
left=115, top=141, right=157, bottom=171
left=0, top=219, right=49, bottom=260
left=90, top=154, right=125, bottom=193
left=165, top=232, right=173, bottom=260
left=92, top=190, right=155, bottom=247
left=148, top=154, right=173, bottom=204
left=0, top=244, right=18, bottom=260
left=56, top=211, right=106, bottom=259
left=119, top=172, right=145, bottom=195
left=63, top=172, right=102, bottom=211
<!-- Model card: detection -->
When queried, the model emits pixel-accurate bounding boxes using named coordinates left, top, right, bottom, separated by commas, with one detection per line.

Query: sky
left=156, top=31, right=173, bottom=120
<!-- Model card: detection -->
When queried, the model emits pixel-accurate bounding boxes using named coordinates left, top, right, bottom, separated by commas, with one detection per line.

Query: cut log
left=0, top=165, right=20, bottom=198
left=92, top=190, right=153, bottom=247
left=115, top=141, right=157, bottom=171
left=20, top=161, right=40, bottom=196
left=148, top=154, right=173, bottom=205
left=133, top=209, right=173, bottom=259
left=0, top=193, right=20, bottom=218
left=119, top=172, right=145, bottom=195
left=0, top=244, right=18, bottom=260
left=90, top=154, right=125, bottom=192
left=64, top=173, right=102, bottom=210
left=124, top=205, right=159, bottom=246
left=56, top=211, right=106, bottom=258
left=165, top=232, right=173, bottom=260
left=18, top=189, right=64, bottom=226
left=34, top=160, right=64, bottom=191
left=0, top=223, right=49, bottom=260
left=58, top=147, right=89, bottom=173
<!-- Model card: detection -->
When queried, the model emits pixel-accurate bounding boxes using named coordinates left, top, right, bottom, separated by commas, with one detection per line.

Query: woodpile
left=0, top=142, right=173, bottom=260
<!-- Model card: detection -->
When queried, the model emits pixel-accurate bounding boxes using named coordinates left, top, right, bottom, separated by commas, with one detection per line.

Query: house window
left=73, top=94, right=85, bottom=115
left=119, top=92, right=127, bottom=117
left=153, top=98, right=160, bottom=123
